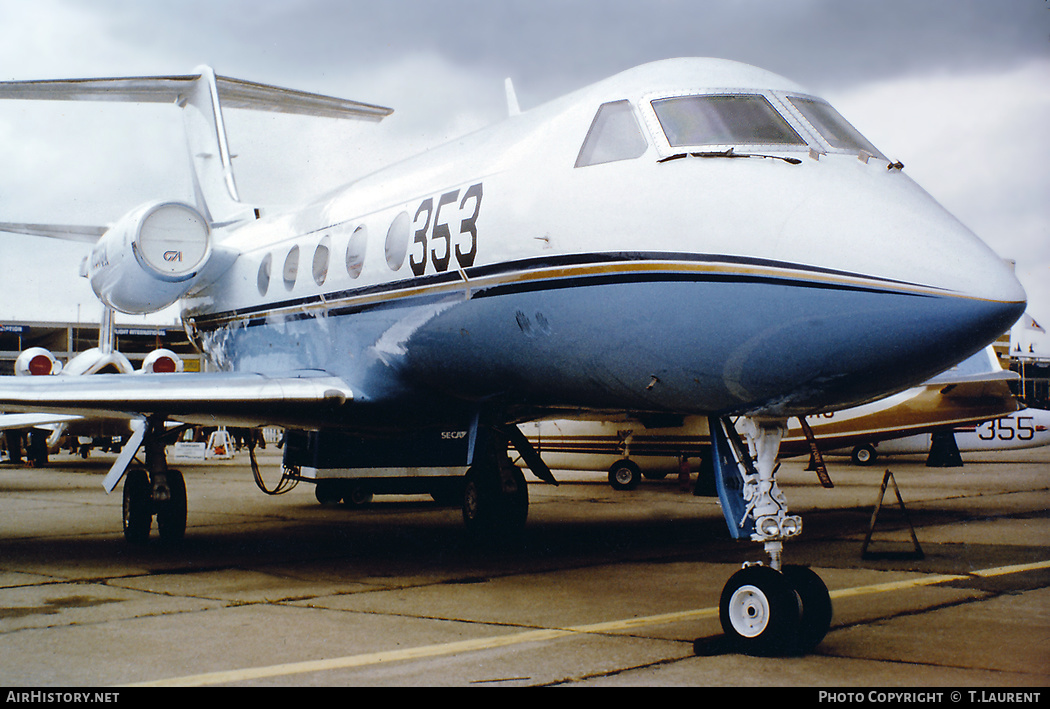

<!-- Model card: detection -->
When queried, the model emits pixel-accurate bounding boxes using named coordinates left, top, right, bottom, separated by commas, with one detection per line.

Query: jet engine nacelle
left=14, top=347, right=63, bottom=376
left=140, top=348, right=184, bottom=374
left=85, top=201, right=211, bottom=314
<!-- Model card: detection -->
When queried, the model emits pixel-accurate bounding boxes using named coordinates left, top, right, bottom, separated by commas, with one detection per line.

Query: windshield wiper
left=658, top=148, right=802, bottom=165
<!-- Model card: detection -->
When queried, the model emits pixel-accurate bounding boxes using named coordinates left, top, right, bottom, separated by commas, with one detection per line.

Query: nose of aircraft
left=772, top=168, right=1027, bottom=405
left=780, top=166, right=1026, bottom=305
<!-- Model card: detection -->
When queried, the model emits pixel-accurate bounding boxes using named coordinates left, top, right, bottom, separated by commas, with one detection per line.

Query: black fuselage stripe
left=187, top=253, right=938, bottom=330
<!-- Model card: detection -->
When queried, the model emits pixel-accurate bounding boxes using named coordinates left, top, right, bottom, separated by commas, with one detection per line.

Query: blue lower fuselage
left=187, top=252, right=1024, bottom=431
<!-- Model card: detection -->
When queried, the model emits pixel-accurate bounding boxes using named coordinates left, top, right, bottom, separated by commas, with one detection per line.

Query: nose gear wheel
left=706, top=416, right=833, bottom=656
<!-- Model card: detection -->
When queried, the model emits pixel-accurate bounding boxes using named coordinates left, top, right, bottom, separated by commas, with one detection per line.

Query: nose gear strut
left=706, top=415, right=831, bottom=656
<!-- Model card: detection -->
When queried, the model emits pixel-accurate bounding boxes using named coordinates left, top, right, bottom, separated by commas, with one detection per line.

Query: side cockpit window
left=575, top=100, right=649, bottom=168
left=652, top=94, right=805, bottom=148
left=785, top=96, right=886, bottom=160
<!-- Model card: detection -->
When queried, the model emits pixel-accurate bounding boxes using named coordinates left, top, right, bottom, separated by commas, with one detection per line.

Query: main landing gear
left=706, top=416, right=832, bottom=656
left=462, top=428, right=532, bottom=543
left=119, top=416, right=188, bottom=545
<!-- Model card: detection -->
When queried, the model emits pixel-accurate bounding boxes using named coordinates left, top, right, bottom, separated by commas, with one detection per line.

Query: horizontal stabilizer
left=0, top=222, right=108, bottom=243
left=0, top=72, right=393, bottom=122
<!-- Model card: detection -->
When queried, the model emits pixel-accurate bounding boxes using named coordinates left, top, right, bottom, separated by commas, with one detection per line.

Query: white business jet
left=0, top=58, right=1026, bottom=656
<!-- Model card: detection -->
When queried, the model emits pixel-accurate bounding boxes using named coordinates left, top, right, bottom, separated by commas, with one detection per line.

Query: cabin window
left=312, top=236, right=330, bottom=286
left=385, top=211, right=410, bottom=271
left=575, top=100, right=648, bottom=168
left=346, top=225, right=367, bottom=278
left=283, top=245, right=299, bottom=290
left=652, top=94, right=805, bottom=148
left=785, top=97, right=886, bottom=159
left=257, top=253, right=272, bottom=295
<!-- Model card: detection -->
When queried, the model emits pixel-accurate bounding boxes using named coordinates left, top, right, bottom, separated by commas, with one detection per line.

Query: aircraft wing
left=925, top=347, right=1018, bottom=386
left=925, top=347, right=1019, bottom=400
left=0, top=412, right=85, bottom=430
left=934, top=373, right=1020, bottom=401
left=0, top=370, right=352, bottom=429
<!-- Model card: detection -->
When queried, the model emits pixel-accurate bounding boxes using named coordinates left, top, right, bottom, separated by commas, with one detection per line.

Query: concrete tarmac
left=0, top=443, right=1046, bottom=688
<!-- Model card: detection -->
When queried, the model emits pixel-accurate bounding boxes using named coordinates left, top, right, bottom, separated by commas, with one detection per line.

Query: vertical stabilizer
left=179, top=66, right=247, bottom=226
left=504, top=78, right=521, bottom=117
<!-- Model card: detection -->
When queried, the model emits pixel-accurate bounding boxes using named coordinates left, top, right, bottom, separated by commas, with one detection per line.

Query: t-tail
left=0, top=66, right=391, bottom=228
left=0, top=67, right=393, bottom=311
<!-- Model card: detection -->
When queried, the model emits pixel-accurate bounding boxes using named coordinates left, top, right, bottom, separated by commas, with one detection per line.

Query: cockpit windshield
left=651, top=94, right=806, bottom=148
left=786, top=97, right=886, bottom=160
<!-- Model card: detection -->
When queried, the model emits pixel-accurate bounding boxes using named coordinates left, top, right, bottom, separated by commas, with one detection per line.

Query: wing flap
left=0, top=370, right=352, bottom=428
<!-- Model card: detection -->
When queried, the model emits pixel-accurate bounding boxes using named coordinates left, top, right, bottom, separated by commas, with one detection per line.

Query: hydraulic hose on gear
left=248, top=442, right=300, bottom=495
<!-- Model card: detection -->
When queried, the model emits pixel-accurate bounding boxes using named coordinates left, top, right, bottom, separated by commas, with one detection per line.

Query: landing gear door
left=708, top=416, right=756, bottom=540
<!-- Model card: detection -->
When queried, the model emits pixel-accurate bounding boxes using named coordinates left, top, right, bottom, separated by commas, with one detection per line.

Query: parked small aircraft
left=0, top=59, right=1026, bottom=655
left=778, top=345, right=1024, bottom=465
left=833, top=407, right=1050, bottom=465
left=518, top=346, right=1022, bottom=485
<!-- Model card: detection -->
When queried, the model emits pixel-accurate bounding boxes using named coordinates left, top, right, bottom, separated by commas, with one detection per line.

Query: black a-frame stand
left=861, top=469, right=924, bottom=560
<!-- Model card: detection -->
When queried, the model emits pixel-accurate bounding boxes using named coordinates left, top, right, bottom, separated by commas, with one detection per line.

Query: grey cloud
left=87, top=0, right=1050, bottom=99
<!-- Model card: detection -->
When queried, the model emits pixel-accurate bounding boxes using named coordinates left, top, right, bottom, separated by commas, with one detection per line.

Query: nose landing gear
left=706, top=416, right=832, bottom=656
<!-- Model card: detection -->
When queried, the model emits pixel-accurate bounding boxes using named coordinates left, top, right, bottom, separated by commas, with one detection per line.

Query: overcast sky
left=1, top=0, right=1047, bottom=327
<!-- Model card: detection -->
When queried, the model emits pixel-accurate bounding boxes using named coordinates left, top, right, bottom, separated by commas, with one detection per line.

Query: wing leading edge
left=0, top=370, right=353, bottom=429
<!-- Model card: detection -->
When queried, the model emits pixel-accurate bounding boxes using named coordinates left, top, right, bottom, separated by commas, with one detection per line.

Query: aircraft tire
left=341, top=484, right=374, bottom=508
left=122, top=468, right=152, bottom=544
left=719, top=565, right=801, bottom=656
left=462, top=458, right=528, bottom=542
left=781, top=564, right=832, bottom=654
left=156, top=469, right=187, bottom=543
left=28, top=431, right=48, bottom=468
left=851, top=444, right=877, bottom=466
left=608, top=459, right=641, bottom=490
left=314, top=480, right=342, bottom=505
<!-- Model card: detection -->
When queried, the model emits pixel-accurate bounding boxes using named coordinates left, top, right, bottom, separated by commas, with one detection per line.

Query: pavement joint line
left=123, top=559, right=1050, bottom=687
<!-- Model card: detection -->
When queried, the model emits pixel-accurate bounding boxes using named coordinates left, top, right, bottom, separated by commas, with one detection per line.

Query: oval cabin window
left=257, top=253, right=272, bottom=295
left=313, top=236, right=331, bottom=286
left=283, top=245, right=299, bottom=290
left=346, top=225, right=367, bottom=278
